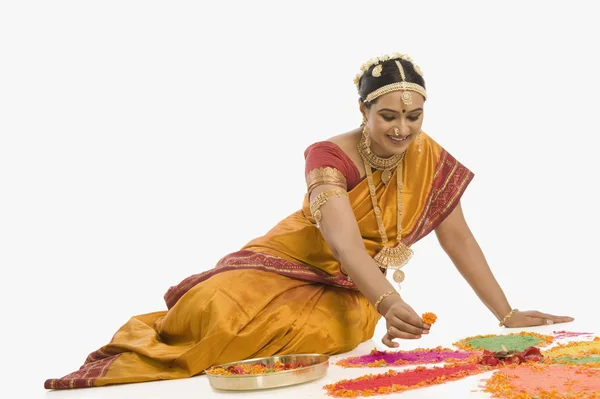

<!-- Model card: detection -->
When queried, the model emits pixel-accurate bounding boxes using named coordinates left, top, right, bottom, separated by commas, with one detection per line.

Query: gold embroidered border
left=163, top=250, right=358, bottom=309
left=404, top=151, right=474, bottom=245
left=306, top=167, right=347, bottom=196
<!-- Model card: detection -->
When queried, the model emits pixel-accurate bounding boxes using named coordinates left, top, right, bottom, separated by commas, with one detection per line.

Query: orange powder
left=483, top=364, right=600, bottom=398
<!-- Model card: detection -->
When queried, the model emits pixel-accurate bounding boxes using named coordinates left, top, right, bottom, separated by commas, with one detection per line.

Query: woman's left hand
left=504, top=310, right=574, bottom=328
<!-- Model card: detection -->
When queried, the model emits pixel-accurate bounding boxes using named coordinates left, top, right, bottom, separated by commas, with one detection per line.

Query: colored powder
left=466, top=335, right=541, bottom=352
left=552, top=355, right=600, bottom=365
left=544, top=338, right=600, bottom=358
left=553, top=330, right=594, bottom=340
left=324, top=364, right=484, bottom=397
left=337, top=347, right=474, bottom=368
left=482, top=364, right=600, bottom=398
left=454, top=332, right=553, bottom=352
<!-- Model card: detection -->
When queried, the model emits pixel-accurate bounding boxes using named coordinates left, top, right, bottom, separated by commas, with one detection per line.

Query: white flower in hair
left=354, top=52, right=423, bottom=89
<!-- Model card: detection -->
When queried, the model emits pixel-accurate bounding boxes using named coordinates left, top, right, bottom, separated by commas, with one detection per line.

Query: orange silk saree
left=45, top=132, right=473, bottom=389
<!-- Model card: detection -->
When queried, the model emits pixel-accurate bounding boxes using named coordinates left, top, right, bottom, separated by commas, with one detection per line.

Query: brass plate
left=206, top=354, right=329, bottom=391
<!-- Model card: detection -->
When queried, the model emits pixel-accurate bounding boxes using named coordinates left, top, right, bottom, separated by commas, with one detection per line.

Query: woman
left=45, top=53, right=573, bottom=389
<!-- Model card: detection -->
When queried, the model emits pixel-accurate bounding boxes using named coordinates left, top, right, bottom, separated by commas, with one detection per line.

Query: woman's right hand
left=381, top=297, right=430, bottom=348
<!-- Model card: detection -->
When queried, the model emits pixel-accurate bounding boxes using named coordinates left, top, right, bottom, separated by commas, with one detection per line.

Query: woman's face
left=360, top=90, right=425, bottom=157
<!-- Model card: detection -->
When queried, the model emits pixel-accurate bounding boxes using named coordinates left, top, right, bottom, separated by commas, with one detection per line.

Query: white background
left=1, top=1, right=599, bottom=398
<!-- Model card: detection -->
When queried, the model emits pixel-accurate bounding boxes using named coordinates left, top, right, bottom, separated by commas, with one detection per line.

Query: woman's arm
left=434, top=202, right=511, bottom=320
left=309, top=184, right=429, bottom=345
left=434, top=201, right=574, bottom=327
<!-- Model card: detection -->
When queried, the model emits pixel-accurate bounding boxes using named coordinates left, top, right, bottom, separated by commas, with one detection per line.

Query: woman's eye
left=382, top=115, right=395, bottom=121
left=408, top=115, right=420, bottom=121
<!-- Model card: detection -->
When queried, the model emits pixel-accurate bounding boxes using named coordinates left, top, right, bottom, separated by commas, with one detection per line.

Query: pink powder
left=338, top=348, right=474, bottom=368
left=552, top=330, right=594, bottom=340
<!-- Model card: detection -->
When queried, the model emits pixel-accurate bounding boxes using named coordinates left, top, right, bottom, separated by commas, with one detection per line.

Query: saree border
left=403, top=149, right=474, bottom=246
left=44, top=349, right=121, bottom=389
left=164, top=250, right=355, bottom=309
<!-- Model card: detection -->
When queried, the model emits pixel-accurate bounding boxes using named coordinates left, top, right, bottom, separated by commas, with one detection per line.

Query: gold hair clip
left=372, top=64, right=383, bottom=77
left=394, top=60, right=406, bottom=81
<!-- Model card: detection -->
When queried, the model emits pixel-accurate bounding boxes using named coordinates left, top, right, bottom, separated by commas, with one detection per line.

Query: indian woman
left=45, top=52, right=573, bottom=389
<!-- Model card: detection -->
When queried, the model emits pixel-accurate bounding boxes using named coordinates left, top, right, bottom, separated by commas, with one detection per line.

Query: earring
left=417, top=131, right=422, bottom=153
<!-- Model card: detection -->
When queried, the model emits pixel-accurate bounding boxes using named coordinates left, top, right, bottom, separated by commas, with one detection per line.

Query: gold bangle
left=499, top=308, right=519, bottom=327
left=374, top=290, right=398, bottom=313
left=309, top=188, right=347, bottom=228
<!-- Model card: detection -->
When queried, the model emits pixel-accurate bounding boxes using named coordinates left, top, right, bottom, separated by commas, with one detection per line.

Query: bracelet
left=499, top=308, right=519, bottom=327
left=374, top=290, right=398, bottom=313
left=309, top=188, right=348, bottom=228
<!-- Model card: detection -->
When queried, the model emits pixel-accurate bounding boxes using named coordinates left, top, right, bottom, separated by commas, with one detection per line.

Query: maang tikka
left=395, top=61, right=412, bottom=106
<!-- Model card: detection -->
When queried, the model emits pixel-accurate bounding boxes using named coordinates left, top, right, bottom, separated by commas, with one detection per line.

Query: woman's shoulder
left=303, top=130, right=363, bottom=191
left=304, top=130, right=363, bottom=169
left=305, top=130, right=357, bottom=152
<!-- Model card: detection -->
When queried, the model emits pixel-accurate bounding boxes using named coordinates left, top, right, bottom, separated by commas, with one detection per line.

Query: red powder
left=325, top=364, right=484, bottom=396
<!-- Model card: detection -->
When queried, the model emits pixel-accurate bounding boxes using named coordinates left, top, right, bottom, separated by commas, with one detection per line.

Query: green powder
left=466, top=335, right=541, bottom=352
left=553, top=356, right=600, bottom=365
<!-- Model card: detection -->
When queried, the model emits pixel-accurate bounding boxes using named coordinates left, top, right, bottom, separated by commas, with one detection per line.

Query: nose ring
left=393, top=127, right=400, bottom=136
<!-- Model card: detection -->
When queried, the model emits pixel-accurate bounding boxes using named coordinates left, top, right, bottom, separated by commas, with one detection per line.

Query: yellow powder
left=544, top=338, right=600, bottom=358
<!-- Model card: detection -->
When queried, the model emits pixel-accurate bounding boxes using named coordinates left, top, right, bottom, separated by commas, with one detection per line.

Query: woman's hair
left=357, top=58, right=426, bottom=108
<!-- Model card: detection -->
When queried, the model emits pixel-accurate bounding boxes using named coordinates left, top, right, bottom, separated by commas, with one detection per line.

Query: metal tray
left=206, top=354, right=329, bottom=391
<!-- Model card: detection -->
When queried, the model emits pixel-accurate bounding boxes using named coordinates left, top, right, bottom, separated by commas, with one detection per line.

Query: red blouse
left=304, top=141, right=362, bottom=191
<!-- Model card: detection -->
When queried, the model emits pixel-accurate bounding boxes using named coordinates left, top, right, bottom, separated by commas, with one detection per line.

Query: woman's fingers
left=390, top=316, right=426, bottom=336
left=398, top=302, right=430, bottom=329
left=383, top=301, right=430, bottom=346
left=388, top=325, right=422, bottom=340
left=529, top=311, right=574, bottom=323
left=382, top=333, right=400, bottom=348
left=522, top=316, right=566, bottom=327
left=551, top=316, right=575, bottom=324
left=391, top=306, right=425, bottom=330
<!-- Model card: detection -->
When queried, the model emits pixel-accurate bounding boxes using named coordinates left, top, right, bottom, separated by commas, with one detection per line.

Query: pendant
left=373, top=243, right=413, bottom=270
left=381, top=169, right=393, bottom=185
left=393, top=269, right=405, bottom=283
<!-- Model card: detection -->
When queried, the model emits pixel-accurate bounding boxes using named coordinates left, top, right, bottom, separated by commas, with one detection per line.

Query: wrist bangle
left=499, top=308, right=519, bottom=327
left=374, top=290, right=398, bottom=313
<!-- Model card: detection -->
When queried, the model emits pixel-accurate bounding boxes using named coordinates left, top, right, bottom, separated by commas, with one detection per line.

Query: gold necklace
left=357, top=137, right=414, bottom=286
left=357, top=134, right=403, bottom=185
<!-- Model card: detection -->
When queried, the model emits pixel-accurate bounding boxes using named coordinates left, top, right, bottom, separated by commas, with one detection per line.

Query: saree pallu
left=45, top=132, right=474, bottom=389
